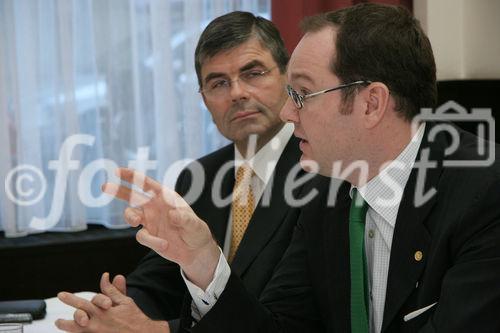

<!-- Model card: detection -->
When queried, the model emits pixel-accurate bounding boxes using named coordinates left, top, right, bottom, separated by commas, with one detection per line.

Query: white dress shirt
left=183, top=123, right=425, bottom=331
left=352, top=123, right=425, bottom=333
left=180, top=123, right=294, bottom=320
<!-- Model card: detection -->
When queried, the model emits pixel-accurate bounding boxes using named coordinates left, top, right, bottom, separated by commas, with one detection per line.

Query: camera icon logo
left=413, top=100, right=495, bottom=167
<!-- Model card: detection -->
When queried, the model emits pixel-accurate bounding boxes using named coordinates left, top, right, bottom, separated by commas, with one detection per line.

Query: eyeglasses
left=286, top=80, right=372, bottom=109
left=200, top=66, right=277, bottom=98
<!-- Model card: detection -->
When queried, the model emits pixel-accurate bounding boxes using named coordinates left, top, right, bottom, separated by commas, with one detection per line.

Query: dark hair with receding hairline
left=301, top=3, right=437, bottom=121
left=194, top=11, right=289, bottom=89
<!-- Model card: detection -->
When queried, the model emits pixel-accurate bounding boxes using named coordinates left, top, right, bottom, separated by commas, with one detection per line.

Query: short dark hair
left=301, top=3, right=437, bottom=121
left=195, top=11, right=289, bottom=88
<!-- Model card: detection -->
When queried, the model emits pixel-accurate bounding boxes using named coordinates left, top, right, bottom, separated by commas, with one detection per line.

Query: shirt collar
left=234, top=122, right=294, bottom=185
left=350, top=123, right=426, bottom=227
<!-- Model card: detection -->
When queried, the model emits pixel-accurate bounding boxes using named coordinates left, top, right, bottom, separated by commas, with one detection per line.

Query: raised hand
left=102, top=168, right=220, bottom=289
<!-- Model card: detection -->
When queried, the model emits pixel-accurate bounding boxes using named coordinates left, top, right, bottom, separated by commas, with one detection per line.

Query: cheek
left=206, top=102, right=230, bottom=126
left=303, top=116, right=335, bottom=158
left=255, top=82, right=287, bottom=113
left=303, top=113, right=328, bottom=141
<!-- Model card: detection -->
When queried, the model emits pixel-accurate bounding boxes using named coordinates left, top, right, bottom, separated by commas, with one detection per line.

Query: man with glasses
left=159, top=4, right=496, bottom=332
left=65, top=3, right=500, bottom=333
left=55, top=11, right=323, bottom=333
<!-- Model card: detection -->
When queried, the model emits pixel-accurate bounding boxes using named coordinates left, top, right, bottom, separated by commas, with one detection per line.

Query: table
left=23, top=292, right=96, bottom=333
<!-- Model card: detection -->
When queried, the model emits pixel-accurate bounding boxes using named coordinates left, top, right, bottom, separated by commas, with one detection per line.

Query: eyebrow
left=203, top=60, right=267, bottom=84
left=203, top=72, right=226, bottom=85
left=239, top=60, right=266, bottom=72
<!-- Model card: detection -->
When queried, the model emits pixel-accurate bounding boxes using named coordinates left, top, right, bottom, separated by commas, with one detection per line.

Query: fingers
left=55, top=319, right=84, bottom=333
left=124, top=207, right=145, bottom=227
left=100, top=272, right=128, bottom=305
left=168, top=207, right=201, bottom=234
left=136, top=228, right=168, bottom=255
left=160, top=186, right=188, bottom=209
left=103, top=168, right=187, bottom=213
left=112, top=274, right=127, bottom=295
left=91, top=293, right=112, bottom=310
left=102, top=183, right=151, bottom=207
left=74, top=308, right=90, bottom=327
left=58, top=292, right=99, bottom=316
left=115, top=168, right=163, bottom=194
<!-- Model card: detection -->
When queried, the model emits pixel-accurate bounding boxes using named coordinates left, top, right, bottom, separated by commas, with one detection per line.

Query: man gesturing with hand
left=103, top=168, right=221, bottom=292
left=55, top=11, right=322, bottom=332
left=56, top=168, right=221, bottom=332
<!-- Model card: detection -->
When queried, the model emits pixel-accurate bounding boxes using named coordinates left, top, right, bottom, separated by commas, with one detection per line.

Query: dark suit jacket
left=186, top=124, right=500, bottom=332
left=126, top=136, right=320, bottom=325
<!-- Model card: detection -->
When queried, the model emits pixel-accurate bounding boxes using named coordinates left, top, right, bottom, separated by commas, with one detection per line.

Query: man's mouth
left=232, top=110, right=260, bottom=121
left=299, top=139, right=309, bottom=150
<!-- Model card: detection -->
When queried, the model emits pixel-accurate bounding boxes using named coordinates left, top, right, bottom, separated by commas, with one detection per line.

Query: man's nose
left=229, top=79, right=250, bottom=102
left=280, top=97, right=299, bottom=123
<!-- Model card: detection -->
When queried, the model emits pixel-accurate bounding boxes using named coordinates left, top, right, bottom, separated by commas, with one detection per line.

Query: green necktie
left=349, top=188, right=369, bottom=333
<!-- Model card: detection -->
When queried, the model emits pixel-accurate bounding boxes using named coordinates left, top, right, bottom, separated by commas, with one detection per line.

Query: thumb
left=112, top=274, right=127, bottom=295
left=100, top=272, right=128, bottom=305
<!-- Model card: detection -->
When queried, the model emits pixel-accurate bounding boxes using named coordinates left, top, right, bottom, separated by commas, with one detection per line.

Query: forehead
left=287, top=27, right=337, bottom=85
left=200, top=38, right=276, bottom=76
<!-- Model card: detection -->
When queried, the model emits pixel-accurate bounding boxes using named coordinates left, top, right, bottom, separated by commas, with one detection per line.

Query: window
left=0, top=0, right=271, bottom=237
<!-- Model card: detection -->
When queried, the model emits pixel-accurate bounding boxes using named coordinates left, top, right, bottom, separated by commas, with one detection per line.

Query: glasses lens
left=286, top=85, right=302, bottom=108
left=239, top=69, right=269, bottom=88
left=204, top=69, right=272, bottom=98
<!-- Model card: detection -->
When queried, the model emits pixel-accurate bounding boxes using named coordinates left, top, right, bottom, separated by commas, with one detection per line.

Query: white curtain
left=0, top=0, right=271, bottom=238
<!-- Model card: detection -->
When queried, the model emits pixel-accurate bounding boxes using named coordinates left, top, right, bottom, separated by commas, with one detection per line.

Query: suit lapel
left=195, top=146, right=235, bottom=245
left=382, top=124, right=446, bottom=331
left=231, top=137, right=302, bottom=277
left=213, top=163, right=235, bottom=244
left=325, top=182, right=353, bottom=333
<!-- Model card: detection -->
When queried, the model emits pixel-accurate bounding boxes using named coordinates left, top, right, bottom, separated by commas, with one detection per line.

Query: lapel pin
left=414, top=251, right=423, bottom=262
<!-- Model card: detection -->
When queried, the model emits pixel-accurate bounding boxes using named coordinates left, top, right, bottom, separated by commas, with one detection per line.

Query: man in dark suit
left=124, top=135, right=307, bottom=329
left=122, top=11, right=306, bottom=330
left=55, top=11, right=322, bottom=333
left=91, top=3, right=500, bottom=333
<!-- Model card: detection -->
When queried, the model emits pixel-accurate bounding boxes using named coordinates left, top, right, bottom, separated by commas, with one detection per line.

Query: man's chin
left=299, top=155, right=320, bottom=174
left=229, top=123, right=274, bottom=142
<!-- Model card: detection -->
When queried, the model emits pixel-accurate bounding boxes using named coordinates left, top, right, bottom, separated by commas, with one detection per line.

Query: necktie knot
left=350, top=189, right=368, bottom=223
left=235, top=164, right=253, bottom=183
left=233, top=164, right=254, bottom=206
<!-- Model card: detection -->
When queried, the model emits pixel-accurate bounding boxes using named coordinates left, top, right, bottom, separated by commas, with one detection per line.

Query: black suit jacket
left=187, top=124, right=500, bottom=332
left=126, top=136, right=320, bottom=324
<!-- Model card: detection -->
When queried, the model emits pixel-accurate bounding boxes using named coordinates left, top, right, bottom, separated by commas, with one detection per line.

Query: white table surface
left=23, top=292, right=96, bottom=333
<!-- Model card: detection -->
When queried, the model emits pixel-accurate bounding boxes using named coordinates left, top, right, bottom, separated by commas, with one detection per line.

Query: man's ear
left=362, top=82, right=390, bottom=129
